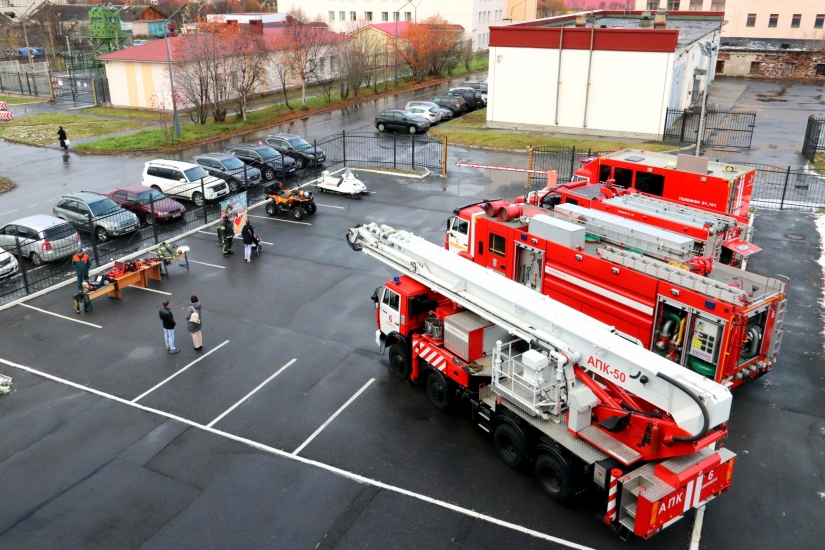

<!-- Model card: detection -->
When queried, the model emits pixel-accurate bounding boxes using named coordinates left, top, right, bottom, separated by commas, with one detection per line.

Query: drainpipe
left=554, top=24, right=564, bottom=125
left=582, top=13, right=595, bottom=128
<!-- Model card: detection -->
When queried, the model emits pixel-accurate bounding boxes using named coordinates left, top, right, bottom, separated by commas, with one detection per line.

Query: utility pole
left=164, top=3, right=189, bottom=138
left=695, top=41, right=716, bottom=156
left=20, top=5, right=39, bottom=96
left=394, top=0, right=414, bottom=86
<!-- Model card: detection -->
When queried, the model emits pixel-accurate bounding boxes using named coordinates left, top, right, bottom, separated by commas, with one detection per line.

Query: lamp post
left=164, top=3, right=189, bottom=138
left=394, top=0, right=414, bottom=86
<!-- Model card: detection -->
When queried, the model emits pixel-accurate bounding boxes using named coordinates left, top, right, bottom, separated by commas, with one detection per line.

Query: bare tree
left=270, top=48, right=294, bottom=110
left=459, top=38, right=474, bottom=71
left=537, top=0, right=569, bottom=18
left=173, top=34, right=213, bottom=124
left=149, top=90, right=175, bottom=144
left=282, top=8, right=328, bottom=108
left=337, top=41, right=369, bottom=98
left=229, top=31, right=267, bottom=121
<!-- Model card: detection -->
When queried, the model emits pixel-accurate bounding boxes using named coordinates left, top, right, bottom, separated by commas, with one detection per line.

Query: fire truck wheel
left=426, top=370, right=450, bottom=410
left=388, top=344, right=411, bottom=380
left=534, top=453, right=571, bottom=503
left=493, top=423, right=527, bottom=469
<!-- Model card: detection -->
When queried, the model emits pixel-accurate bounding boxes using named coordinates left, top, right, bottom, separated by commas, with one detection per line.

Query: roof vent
left=640, top=11, right=652, bottom=27
left=575, top=15, right=587, bottom=27
left=781, top=43, right=790, bottom=49
left=654, top=10, right=667, bottom=27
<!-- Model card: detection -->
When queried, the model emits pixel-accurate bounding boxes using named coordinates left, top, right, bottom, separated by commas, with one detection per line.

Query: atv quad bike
left=264, top=181, right=317, bottom=220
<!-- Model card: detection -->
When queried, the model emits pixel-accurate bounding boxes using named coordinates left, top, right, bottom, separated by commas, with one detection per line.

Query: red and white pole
left=605, top=468, right=623, bottom=525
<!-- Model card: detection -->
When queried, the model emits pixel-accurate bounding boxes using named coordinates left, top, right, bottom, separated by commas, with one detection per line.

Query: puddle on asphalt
left=409, top=167, right=534, bottom=196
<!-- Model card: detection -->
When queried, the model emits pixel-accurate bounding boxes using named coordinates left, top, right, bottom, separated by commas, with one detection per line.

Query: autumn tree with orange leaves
left=397, top=15, right=463, bottom=83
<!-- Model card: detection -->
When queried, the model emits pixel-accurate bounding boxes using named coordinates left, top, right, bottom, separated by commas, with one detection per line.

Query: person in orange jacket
left=72, top=248, right=91, bottom=292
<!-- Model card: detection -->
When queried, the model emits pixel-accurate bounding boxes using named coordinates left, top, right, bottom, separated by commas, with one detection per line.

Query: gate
left=802, top=115, right=825, bottom=162
left=315, top=131, right=443, bottom=174
left=529, top=146, right=612, bottom=187
left=52, top=74, right=109, bottom=105
left=663, top=108, right=756, bottom=148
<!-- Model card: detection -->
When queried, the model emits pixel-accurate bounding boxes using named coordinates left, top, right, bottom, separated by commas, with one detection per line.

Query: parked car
left=448, top=87, right=484, bottom=109
left=192, top=153, right=262, bottom=192
left=405, top=106, right=441, bottom=125
left=0, top=215, right=81, bottom=265
left=461, top=81, right=488, bottom=101
left=374, top=110, right=430, bottom=134
left=263, top=134, right=326, bottom=170
left=142, top=160, right=229, bottom=207
left=0, top=250, right=18, bottom=279
left=432, top=95, right=468, bottom=115
left=404, top=101, right=454, bottom=121
left=53, top=192, right=140, bottom=243
left=104, top=186, right=186, bottom=226
left=224, top=144, right=297, bottom=181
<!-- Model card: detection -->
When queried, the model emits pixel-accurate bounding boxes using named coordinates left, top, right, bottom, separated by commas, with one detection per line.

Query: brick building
left=717, top=38, right=825, bottom=79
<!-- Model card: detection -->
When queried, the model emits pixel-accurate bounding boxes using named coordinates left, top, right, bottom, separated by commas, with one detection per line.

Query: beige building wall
left=101, top=60, right=169, bottom=109
left=636, top=1, right=825, bottom=39
left=506, top=0, right=537, bottom=22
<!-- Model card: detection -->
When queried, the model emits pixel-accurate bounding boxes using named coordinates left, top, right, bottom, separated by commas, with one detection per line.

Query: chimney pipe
left=654, top=10, right=667, bottom=27
left=575, top=15, right=587, bottom=27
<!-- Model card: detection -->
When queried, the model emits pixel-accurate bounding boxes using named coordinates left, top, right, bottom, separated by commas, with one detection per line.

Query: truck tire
left=493, top=422, right=527, bottom=469
left=426, top=370, right=450, bottom=411
left=534, top=452, right=572, bottom=503
left=388, top=344, right=411, bottom=380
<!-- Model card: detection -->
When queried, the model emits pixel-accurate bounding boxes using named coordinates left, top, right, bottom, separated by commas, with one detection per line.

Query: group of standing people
left=218, top=216, right=259, bottom=262
left=159, top=296, right=203, bottom=354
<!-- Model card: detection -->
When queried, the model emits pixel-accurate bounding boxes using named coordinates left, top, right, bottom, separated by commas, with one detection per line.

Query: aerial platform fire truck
left=346, top=222, right=736, bottom=540
left=567, top=149, right=756, bottom=222
left=445, top=199, right=786, bottom=389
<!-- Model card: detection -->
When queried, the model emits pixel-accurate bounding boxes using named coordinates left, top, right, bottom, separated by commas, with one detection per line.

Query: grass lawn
left=0, top=176, right=14, bottom=193
left=814, top=154, right=825, bottom=175
left=430, top=127, right=676, bottom=154
left=443, top=108, right=488, bottom=128
left=0, top=95, right=46, bottom=105
left=85, top=107, right=160, bottom=120
left=0, top=113, right=146, bottom=146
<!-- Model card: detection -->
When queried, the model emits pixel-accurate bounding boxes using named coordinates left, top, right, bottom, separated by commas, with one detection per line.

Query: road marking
left=248, top=214, right=311, bottom=226
left=18, top=303, right=102, bottom=328
left=189, top=260, right=226, bottom=269
left=131, top=340, right=229, bottom=402
left=128, top=285, right=171, bottom=295
left=44, top=199, right=57, bottom=203
left=26, top=204, right=37, bottom=208
left=197, top=230, right=217, bottom=237
left=316, top=204, right=345, bottom=209
left=689, top=504, right=707, bottom=550
left=293, top=378, right=375, bottom=456
left=0, top=210, right=19, bottom=217
left=0, top=356, right=594, bottom=550
left=206, top=358, right=296, bottom=428
left=260, top=241, right=273, bottom=245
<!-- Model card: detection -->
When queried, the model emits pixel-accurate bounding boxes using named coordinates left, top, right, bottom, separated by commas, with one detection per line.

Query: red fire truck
left=570, top=149, right=755, bottom=222
left=445, top=200, right=786, bottom=389
left=347, top=222, right=736, bottom=540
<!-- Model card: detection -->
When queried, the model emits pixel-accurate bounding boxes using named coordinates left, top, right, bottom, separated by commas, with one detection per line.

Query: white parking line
left=189, top=260, right=226, bottom=269
left=128, top=285, right=171, bottom=295
left=18, top=303, right=102, bottom=328
left=26, top=204, right=38, bottom=208
left=206, top=358, right=296, bottom=428
left=316, top=204, right=345, bottom=209
left=131, top=340, right=229, bottom=402
left=248, top=214, right=311, bottom=226
left=44, top=198, right=57, bottom=203
left=292, top=378, right=375, bottom=456
left=0, top=356, right=595, bottom=550
left=0, top=210, right=19, bottom=217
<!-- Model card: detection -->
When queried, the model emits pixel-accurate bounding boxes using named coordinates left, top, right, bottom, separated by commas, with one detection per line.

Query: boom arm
left=347, top=223, right=732, bottom=436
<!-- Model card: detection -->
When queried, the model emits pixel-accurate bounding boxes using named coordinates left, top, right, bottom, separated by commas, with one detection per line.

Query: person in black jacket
left=241, top=220, right=257, bottom=262
left=57, top=126, right=68, bottom=151
left=159, top=299, right=179, bottom=354
left=219, top=215, right=234, bottom=257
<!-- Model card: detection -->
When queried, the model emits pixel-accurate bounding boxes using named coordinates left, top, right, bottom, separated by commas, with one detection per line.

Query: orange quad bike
left=264, top=181, right=317, bottom=221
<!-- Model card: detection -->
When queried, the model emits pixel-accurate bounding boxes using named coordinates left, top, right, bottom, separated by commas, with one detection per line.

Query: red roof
left=98, top=27, right=349, bottom=63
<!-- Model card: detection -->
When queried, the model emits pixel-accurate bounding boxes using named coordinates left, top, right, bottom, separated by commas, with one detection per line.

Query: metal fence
left=802, top=115, right=825, bottom=163
left=529, top=146, right=612, bottom=187
left=51, top=74, right=110, bottom=104
left=0, top=69, right=51, bottom=97
left=663, top=108, right=756, bottom=149
left=739, top=163, right=825, bottom=212
left=0, top=131, right=442, bottom=305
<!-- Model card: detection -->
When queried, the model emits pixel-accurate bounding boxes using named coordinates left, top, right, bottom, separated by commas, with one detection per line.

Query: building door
left=715, top=60, right=725, bottom=74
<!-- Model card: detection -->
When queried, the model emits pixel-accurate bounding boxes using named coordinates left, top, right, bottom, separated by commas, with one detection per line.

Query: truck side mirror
left=371, top=287, right=381, bottom=307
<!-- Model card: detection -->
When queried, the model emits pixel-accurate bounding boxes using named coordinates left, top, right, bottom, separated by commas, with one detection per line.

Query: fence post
left=149, top=195, right=160, bottom=244
left=569, top=146, right=576, bottom=182
left=393, top=133, right=397, bottom=169
left=411, top=134, right=416, bottom=170
left=678, top=109, right=687, bottom=143
left=88, top=211, right=100, bottom=268
left=17, top=72, right=23, bottom=95
left=91, top=79, right=98, bottom=106
left=48, top=72, right=55, bottom=101
left=526, top=145, right=534, bottom=188
left=26, top=73, right=32, bottom=95
left=442, top=136, right=447, bottom=178
left=342, top=130, right=347, bottom=165
left=778, top=165, right=791, bottom=211
left=14, top=235, right=29, bottom=295
left=313, top=139, right=318, bottom=177
left=201, top=178, right=208, bottom=225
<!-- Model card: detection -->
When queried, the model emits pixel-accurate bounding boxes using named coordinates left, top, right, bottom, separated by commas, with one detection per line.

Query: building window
left=365, top=11, right=373, bottom=22
left=710, top=0, right=725, bottom=10
left=784, top=62, right=795, bottom=76
left=689, top=0, right=702, bottom=11
left=405, top=11, right=411, bottom=21
left=816, top=15, right=825, bottom=29
left=329, top=11, right=335, bottom=21
left=667, top=1, right=680, bottom=10
left=746, top=13, right=756, bottom=27
left=647, top=1, right=659, bottom=10
left=750, top=62, right=761, bottom=75
left=479, top=12, right=482, bottom=23
left=393, top=12, right=399, bottom=22
left=382, top=12, right=388, bottom=22
left=768, top=14, right=778, bottom=28
left=350, top=11, right=356, bottom=21
left=716, top=60, right=725, bottom=73
left=791, top=14, right=801, bottom=28
left=340, top=11, right=345, bottom=22
left=489, top=234, right=506, bottom=256
left=816, top=64, right=825, bottom=77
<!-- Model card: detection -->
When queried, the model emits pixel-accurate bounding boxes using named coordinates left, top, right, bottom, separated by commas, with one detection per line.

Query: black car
left=432, top=95, right=468, bottom=115
left=192, top=153, right=262, bottom=192
left=374, top=110, right=430, bottom=134
left=263, top=134, right=326, bottom=170
left=224, top=144, right=297, bottom=181
left=447, top=88, right=483, bottom=110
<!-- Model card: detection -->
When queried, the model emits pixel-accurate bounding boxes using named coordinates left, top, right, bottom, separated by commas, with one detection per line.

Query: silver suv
left=53, top=192, right=140, bottom=243
left=0, top=215, right=81, bottom=265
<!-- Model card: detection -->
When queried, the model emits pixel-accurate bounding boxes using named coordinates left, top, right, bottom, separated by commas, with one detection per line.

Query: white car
left=0, top=250, right=18, bottom=280
left=405, top=106, right=441, bottom=125
left=142, top=160, right=229, bottom=207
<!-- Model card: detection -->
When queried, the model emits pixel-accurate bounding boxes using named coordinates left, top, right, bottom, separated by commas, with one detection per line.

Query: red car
left=104, top=186, right=186, bottom=225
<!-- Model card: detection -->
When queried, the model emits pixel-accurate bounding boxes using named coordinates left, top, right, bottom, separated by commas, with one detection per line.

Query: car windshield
left=220, top=157, right=245, bottom=170
left=88, top=198, right=120, bottom=216
left=184, top=166, right=210, bottom=181
left=287, top=138, right=311, bottom=150
left=256, top=146, right=278, bottom=158
left=137, top=189, right=166, bottom=202
left=41, top=223, right=75, bottom=240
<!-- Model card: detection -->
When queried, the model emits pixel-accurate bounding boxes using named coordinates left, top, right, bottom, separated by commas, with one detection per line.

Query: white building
left=486, top=11, right=723, bottom=140
left=636, top=1, right=824, bottom=40
left=276, top=0, right=510, bottom=50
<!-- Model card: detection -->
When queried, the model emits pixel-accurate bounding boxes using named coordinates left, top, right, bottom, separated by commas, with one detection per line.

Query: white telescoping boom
left=347, top=222, right=733, bottom=437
